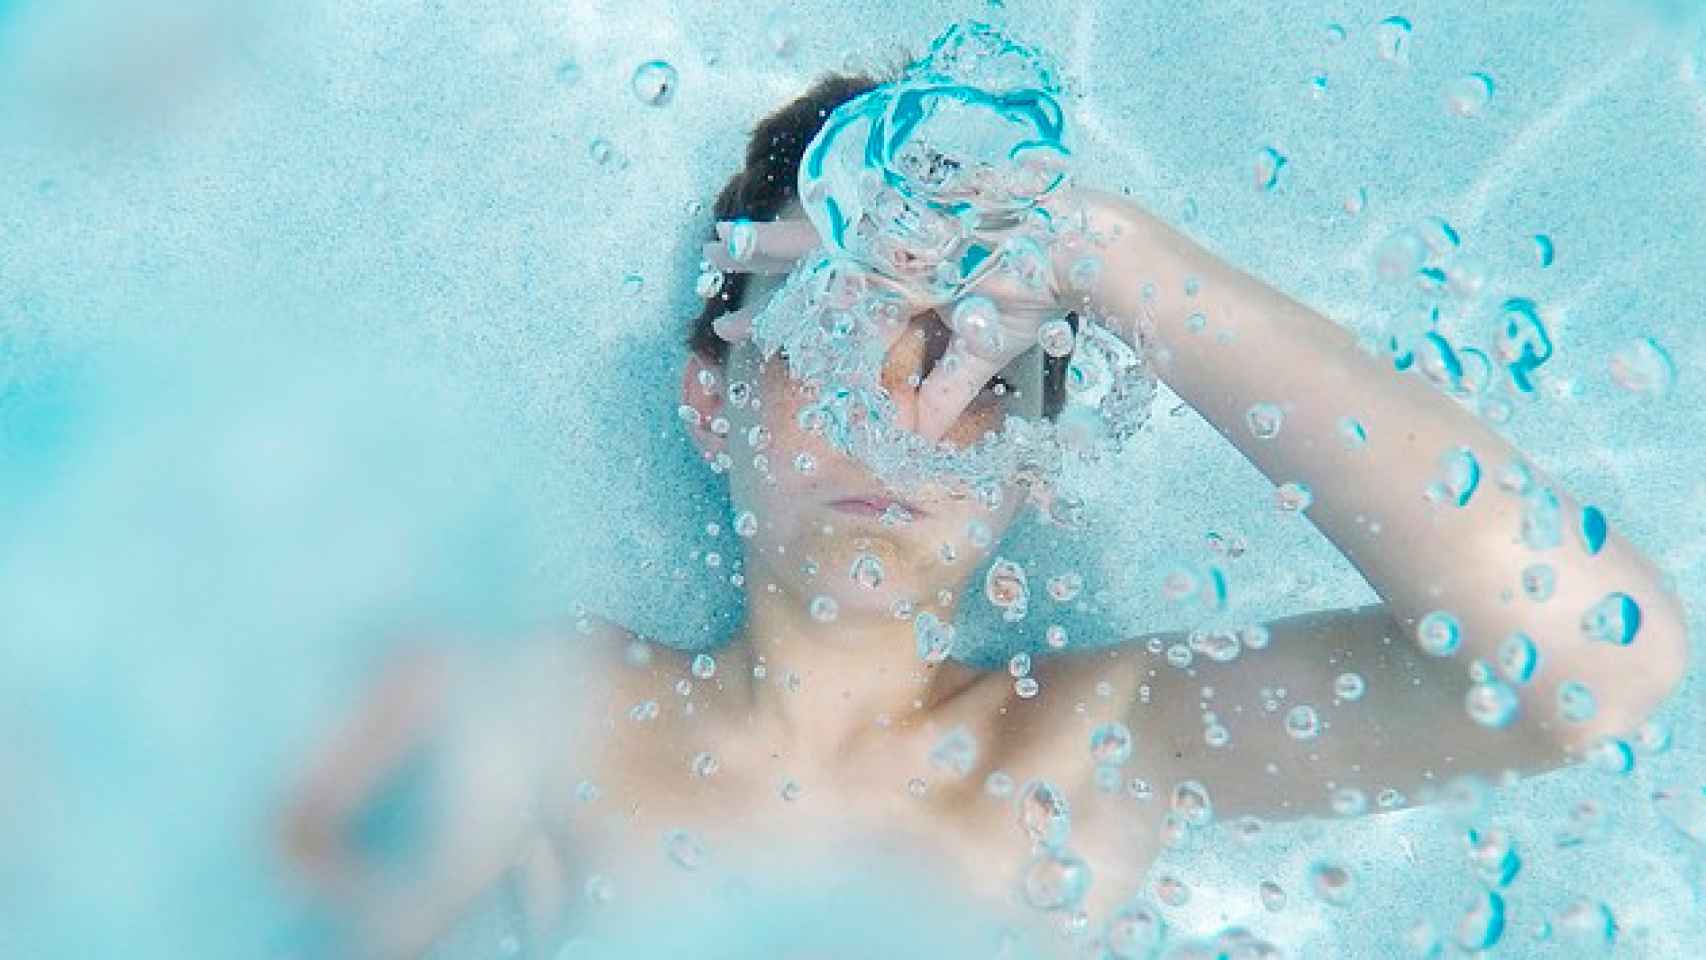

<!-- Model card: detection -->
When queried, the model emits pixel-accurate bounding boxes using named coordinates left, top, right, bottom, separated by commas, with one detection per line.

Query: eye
left=984, top=375, right=1013, bottom=396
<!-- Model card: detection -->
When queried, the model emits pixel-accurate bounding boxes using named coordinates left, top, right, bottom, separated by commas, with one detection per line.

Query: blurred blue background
left=2, top=0, right=1704, bottom=956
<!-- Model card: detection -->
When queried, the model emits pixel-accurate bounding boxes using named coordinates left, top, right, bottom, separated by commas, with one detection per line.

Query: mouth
left=826, top=496, right=929, bottom=520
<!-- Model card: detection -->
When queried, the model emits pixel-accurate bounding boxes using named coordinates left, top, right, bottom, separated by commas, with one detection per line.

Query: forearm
left=1074, top=189, right=1688, bottom=748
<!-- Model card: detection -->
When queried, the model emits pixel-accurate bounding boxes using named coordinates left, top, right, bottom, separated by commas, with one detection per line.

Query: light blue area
left=1, top=1, right=1703, bottom=958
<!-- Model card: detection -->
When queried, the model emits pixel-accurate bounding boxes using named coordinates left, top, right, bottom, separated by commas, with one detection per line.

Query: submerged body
left=278, top=69, right=1690, bottom=959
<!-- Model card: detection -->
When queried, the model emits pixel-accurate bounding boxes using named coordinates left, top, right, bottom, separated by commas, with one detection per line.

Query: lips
left=826, top=496, right=928, bottom=519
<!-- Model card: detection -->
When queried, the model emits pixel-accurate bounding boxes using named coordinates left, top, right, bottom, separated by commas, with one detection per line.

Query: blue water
left=2, top=0, right=1704, bottom=957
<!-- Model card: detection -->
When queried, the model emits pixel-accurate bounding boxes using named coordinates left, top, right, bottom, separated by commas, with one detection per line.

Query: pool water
left=2, top=0, right=1703, bottom=957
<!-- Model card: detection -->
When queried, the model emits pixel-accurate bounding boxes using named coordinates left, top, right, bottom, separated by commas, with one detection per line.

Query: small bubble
left=584, top=873, right=614, bottom=904
left=779, top=778, right=802, bottom=802
left=1330, top=786, right=1368, bottom=816
left=691, top=654, right=716, bottom=679
left=1375, top=16, right=1413, bottom=64
left=734, top=511, right=758, bottom=538
left=556, top=59, right=583, bottom=85
left=1016, top=779, right=1072, bottom=848
left=1254, top=147, right=1288, bottom=191
left=1466, top=681, right=1520, bottom=728
left=1496, top=632, right=1539, bottom=684
left=1275, top=481, right=1314, bottom=513
left=809, top=595, right=839, bottom=622
left=621, top=271, right=644, bottom=295
left=628, top=699, right=659, bottom=721
left=1533, top=234, right=1555, bottom=267
left=850, top=552, right=885, bottom=590
left=930, top=726, right=979, bottom=778
left=690, top=751, right=719, bottom=777
left=1609, top=337, right=1676, bottom=397
left=1246, top=402, right=1285, bottom=438
left=1038, top=318, right=1076, bottom=358
left=1557, top=681, right=1597, bottom=723
left=1171, top=780, right=1214, bottom=827
left=985, top=770, right=1015, bottom=798
left=1260, top=880, right=1288, bottom=911
left=1090, top=722, right=1133, bottom=766
left=1520, top=564, right=1556, bottom=602
left=695, top=268, right=725, bottom=299
left=1308, top=860, right=1356, bottom=905
left=1022, top=849, right=1091, bottom=910
left=1334, top=672, right=1366, bottom=701
left=1047, top=572, right=1083, bottom=603
left=1445, top=72, right=1495, bottom=117
left=591, top=138, right=616, bottom=166
left=663, top=829, right=706, bottom=870
left=1453, top=889, right=1505, bottom=951
left=1587, top=737, right=1635, bottom=774
left=1015, top=677, right=1040, bottom=698
left=1285, top=704, right=1321, bottom=740
left=1581, top=592, right=1640, bottom=646
left=1325, top=22, right=1347, bottom=45
left=1156, top=874, right=1191, bottom=906
left=1045, top=624, right=1069, bottom=649
left=1337, top=416, right=1367, bottom=449
left=1416, top=610, right=1462, bottom=657
left=631, top=60, right=679, bottom=106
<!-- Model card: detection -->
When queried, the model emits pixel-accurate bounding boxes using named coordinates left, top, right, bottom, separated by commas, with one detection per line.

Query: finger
left=711, top=304, right=756, bottom=343
left=701, top=240, right=799, bottom=275
left=914, top=342, right=1006, bottom=443
left=717, top=218, right=820, bottom=261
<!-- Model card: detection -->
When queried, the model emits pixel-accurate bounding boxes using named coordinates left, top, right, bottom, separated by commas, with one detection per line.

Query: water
left=3, top=1, right=1704, bottom=958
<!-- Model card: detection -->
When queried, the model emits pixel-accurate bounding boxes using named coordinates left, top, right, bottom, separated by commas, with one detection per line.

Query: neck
left=724, top=570, right=987, bottom=768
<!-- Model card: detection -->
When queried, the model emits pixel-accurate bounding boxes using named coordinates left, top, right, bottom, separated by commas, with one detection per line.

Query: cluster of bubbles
left=743, top=22, right=1157, bottom=506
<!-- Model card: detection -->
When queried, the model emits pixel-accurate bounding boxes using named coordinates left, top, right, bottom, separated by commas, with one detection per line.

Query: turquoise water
left=2, top=0, right=1705, bottom=957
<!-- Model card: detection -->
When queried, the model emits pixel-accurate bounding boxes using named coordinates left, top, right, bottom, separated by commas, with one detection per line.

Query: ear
left=680, top=351, right=729, bottom=465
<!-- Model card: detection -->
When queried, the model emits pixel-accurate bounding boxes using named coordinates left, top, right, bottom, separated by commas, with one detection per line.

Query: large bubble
left=748, top=22, right=1155, bottom=512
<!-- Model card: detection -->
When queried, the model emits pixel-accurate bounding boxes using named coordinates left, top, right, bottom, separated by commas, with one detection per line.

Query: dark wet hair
left=687, top=71, right=1077, bottom=419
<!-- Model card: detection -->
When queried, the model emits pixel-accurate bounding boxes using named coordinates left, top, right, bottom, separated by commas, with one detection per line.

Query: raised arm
left=1061, top=187, right=1688, bottom=812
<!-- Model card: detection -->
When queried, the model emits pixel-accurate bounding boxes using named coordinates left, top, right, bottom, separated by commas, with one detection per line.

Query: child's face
left=716, top=270, right=1048, bottom=618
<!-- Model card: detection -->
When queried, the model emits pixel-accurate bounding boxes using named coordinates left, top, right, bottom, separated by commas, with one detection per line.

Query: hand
left=702, top=188, right=1095, bottom=441
left=276, top=646, right=554, bottom=958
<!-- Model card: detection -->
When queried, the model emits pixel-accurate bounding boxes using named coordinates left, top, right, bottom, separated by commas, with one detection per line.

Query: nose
left=878, top=311, right=951, bottom=437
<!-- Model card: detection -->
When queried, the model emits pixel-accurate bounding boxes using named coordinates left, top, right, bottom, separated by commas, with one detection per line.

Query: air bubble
left=1496, top=632, right=1539, bottom=684
left=1375, top=16, right=1413, bottom=64
left=850, top=552, right=885, bottom=589
left=631, top=60, right=678, bottom=106
left=809, top=595, right=839, bottom=622
left=1016, top=779, right=1072, bottom=848
left=691, top=654, right=716, bottom=679
left=1520, top=563, right=1556, bottom=602
left=1609, top=337, right=1675, bottom=397
left=734, top=511, right=758, bottom=538
left=1445, top=72, right=1494, bottom=117
left=1337, top=416, right=1367, bottom=449
left=1285, top=704, right=1321, bottom=739
left=1334, top=672, right=1366, bottom=700
left=1038, top=318, right=1076, bottom=358
left=1275, top=481, right=1314, bottom=513
left=1466, top=680, right=1520, bottom=728
left=663, top=830, right=707, bottom=870
left=1581, top=592, right=1640, bottom=645
left=1254, top=147, right=1288, bottom=191
left=1090, top=722, right=1133, bottom=765
left=1022, top=850, right=1091, bottom=911
left=1557, top=681, right=1597, bottom=723
left=1246, top=402, right=1284, bottom=439
left=1533, top=234, right=1555, bottom=267
left=1308, top=861, right=1356, bottom=905
left=1416, top=610, right=1462, bottom=656
left=930, top=726, right=979, bottom=777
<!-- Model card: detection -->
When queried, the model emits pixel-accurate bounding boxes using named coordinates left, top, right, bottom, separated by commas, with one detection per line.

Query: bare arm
left=1060, top=187, right=1688, bottom=811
